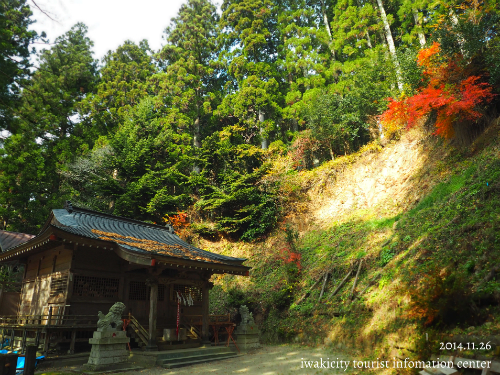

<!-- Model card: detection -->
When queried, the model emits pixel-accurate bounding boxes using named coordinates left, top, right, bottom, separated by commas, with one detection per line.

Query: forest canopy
left=1, top=0, right=498, bottom=239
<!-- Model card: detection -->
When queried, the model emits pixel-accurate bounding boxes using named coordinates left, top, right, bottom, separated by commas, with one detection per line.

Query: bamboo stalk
left=296, top=276, right=322, bottom=305
left=327, top=264, right=356, bottom=300
left=349, top=259, right=364, bottom=300
left=318, top=272, right=329, bottom=302
left=353, top=273, right=382, bottom=302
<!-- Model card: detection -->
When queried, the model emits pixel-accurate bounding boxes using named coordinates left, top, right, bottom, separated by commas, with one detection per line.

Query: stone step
left=162, top=353, right=240, bottom=369
left=156, top=346, right=234, bottom=360
left=160, top=351, right=235, bottom=365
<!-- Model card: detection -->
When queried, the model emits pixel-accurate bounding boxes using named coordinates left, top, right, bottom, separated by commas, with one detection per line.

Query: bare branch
left=30, top=0, right=58, bottom=23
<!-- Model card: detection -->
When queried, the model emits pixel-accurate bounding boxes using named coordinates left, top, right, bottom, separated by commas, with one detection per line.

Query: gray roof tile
left=51, top=206, right=246, bottom=266
left=0, top=231, right=35, bottom=252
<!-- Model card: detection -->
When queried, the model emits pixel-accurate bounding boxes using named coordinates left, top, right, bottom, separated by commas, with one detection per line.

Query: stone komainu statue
left=239, top=305, right=255, bottom=326
left=97, top=302, right=126, bottom=332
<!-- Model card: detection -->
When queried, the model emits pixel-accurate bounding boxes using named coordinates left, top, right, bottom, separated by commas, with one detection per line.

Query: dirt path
left=39, top=345, right=354, bottom=375
left=120, top=345, right=353, bottom=375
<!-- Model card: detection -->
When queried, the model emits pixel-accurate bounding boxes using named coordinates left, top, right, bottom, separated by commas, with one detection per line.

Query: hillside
left=198, top=119, right=500, bottom=373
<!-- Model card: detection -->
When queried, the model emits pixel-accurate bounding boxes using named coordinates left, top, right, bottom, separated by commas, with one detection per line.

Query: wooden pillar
left=21, top=328, right=27, bottom=353
left=34, top=330, right=40, bottom=350
left=42, top=329, right=50, bottom=355
left=24, top=345, right=37, bottom=375
left=47, top=306, right=52, bottom=326
left=9, top=329, right=14, bottom=351
left=146, top=280, right=158, bottom=351
left=201, top=283, right=209, bottom=344
left=69, top=329, right=77, bottom=354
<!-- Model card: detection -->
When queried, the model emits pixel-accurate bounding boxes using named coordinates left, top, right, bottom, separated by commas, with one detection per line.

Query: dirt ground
left=125, top=345, right=353, bottom=375
left=39, top=345, right=355, bottom=375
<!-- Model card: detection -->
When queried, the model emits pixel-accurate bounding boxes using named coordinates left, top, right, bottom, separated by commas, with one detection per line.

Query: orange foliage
left=164, top=211, right=190, bottom=230
left=91, top=229, right=222, bottom=264
left=380, top=42, right=495, bottom=138
left=163, top=212, right=191, bottom=241
left=405, top=268, right=448, bottom=326
left=279, top=246, right=302, bottom=271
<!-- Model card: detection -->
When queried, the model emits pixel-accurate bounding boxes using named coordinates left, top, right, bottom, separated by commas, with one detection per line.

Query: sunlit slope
left=199, top=120, right=500, bottom=367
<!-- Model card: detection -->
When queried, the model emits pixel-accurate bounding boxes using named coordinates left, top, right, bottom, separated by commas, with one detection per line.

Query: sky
left=30, top=0, right=189, bottom=60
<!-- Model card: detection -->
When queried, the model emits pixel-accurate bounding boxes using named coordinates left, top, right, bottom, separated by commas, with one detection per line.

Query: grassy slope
left=198, top=120, right=500, bottom=373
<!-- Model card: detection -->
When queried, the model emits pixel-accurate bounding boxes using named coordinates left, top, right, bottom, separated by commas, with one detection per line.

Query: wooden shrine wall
left=19, top=245, right=73, bottom=316
left=68, top=246, right=125, bottom=317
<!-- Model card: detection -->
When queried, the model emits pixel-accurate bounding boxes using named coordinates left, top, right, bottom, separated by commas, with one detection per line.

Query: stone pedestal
left=82, top=330, right=130, bottom=371
left=235, top=324, right=261, bottom=351
left=234, top=305, right=261, bottom=352
left=163, top=328, right=187, bottom=341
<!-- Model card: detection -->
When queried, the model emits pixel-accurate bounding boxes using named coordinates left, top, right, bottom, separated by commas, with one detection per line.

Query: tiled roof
left=0, top=230, right=35, bottom=252
left=50, top=204, right=246, bottom=266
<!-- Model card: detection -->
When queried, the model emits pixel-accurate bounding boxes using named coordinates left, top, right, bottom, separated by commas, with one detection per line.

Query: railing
left=180, top=316, right=201, bottom=339
left=183, top=314, right=232, bottom=325
left=0, top=314, right=98, bottom=327
left=181, top=314, right=232, bottom=340
left=125, top=314, right=148, bottom=347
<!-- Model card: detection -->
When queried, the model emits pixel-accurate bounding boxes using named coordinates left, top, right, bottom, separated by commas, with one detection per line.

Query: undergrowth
left=205, top=121, right=500, bottom=373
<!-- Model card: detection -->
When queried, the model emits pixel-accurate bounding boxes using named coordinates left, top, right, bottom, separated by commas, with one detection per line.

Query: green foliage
left=379, top=245, right=395, bottom=266
left=398, top=47, right=425, bottom=94
left=284, top=223, right=299, bottom=250
left=64, top=98, right=193, bottom=221
left=0, top=0, right=37, bottom=132
left=227, top=287, right=251, bottom=308
left=194, top=127, right=279, bottom=240
left=218, top=0, right=282, bottom=146
left=3, top=0, right=499, bottom=246
left=302, top=90, right=367, bottom=159
left=0, top=23, right=97, bottom=233
left=80, top=40, right=155, bottom=136
left=156, top=0, right=221, bottom=152
left=0, top=265, right=22, bottom=291
left=433, top=6, right=500, bottom=86
left=411, top=166, right=474, bottom=214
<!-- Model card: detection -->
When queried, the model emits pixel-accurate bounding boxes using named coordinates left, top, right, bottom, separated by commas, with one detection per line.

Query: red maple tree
left=380, top=42, right=495, bottom=139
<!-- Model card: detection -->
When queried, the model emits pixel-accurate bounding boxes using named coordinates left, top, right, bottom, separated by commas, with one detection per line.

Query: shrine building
left=0, top=202, right=250, bottom=352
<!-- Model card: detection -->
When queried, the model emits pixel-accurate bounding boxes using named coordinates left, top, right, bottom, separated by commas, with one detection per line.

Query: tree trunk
left=193, top=116, right=201, bottom=149
left=320, top=0, right=336, bottom=60
left=448, top=8, right=465, bottom=54
left=412, top=8, right=426, bottom=47
left=329, top=146, right=335, bottom=161
left=259, top=109, right=268, bottom=149
left=193, top=115, right=201, bottom=173
left=376, top=0, right=404, bottom=92
left=366, top=30, right=373, bottom=49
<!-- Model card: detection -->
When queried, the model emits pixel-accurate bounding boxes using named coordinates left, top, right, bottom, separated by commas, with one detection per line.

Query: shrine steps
left=156, top=346, right=239, bottom=369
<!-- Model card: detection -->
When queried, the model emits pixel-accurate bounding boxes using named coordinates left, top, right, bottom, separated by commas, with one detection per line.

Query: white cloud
left=29, top=0, right=188, bottom=59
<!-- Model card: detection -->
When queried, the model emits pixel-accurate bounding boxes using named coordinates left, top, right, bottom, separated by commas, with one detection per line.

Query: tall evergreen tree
left=63, top=98, right=193, bottom=220
left=80, top=40, right=155, bottom=136
left=0, top=0, right=37, bottom=133
left=278, top=0, right=329, bottom=134
left=218, top=0, right=283, bottom=148
left=0, top=23, right=97, bottom=233
left=156, top=0, right=220, bottom=163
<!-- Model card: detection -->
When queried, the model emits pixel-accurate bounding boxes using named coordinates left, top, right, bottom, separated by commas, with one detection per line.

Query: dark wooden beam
left=146, top=279, right=158, bottom=351
left=201, top=283, right=210, bottom=344
left=69, top=329, right=77, bottom=354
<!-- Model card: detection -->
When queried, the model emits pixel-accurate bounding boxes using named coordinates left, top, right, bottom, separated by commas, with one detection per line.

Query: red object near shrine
left=176, top=295, right=180, bottom=340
